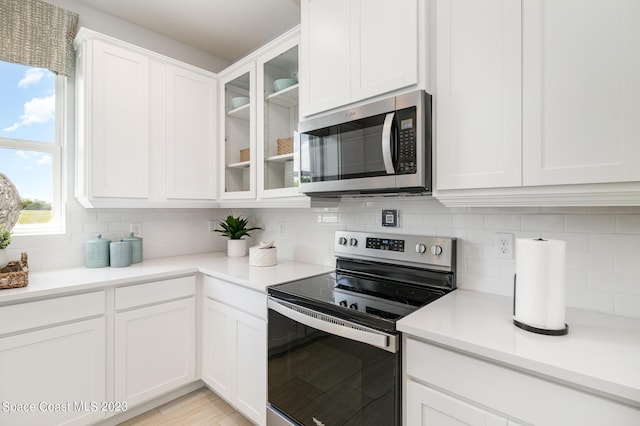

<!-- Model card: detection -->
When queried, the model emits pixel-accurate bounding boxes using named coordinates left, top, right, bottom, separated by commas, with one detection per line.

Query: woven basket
left=277, top=137, right=293, bottom=155
left=0, top=252, right=29, bottom=290
left=240, top=148, right=250, bottom=162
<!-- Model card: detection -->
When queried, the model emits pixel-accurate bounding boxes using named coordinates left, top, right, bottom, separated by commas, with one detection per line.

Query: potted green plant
left=214, top=215, right=261, bottom=257
left=0, top=225, right=11, bottom=268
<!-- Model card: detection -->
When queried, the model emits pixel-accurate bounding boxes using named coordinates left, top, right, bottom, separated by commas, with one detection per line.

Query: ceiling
left=74, top=0, right=301, bottom=63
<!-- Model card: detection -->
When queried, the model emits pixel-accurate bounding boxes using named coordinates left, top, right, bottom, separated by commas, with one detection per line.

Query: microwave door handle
left=382, top=112, right=395, bottom=174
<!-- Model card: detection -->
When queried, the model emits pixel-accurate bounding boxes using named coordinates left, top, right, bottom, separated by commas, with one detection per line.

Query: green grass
left=17, top=210, right=52, bottom=224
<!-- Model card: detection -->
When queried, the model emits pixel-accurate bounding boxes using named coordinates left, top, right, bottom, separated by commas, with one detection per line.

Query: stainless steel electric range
left=267, top=231, right=457, bottom=426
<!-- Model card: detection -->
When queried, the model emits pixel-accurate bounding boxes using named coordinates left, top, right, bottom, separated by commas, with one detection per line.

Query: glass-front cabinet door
left=220, top=63, right=256, bottom=199
left=257, top=35, right=302, bottom=199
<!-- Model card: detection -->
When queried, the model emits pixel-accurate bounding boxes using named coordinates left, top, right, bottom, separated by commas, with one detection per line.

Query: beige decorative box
left=277, top=137, right=293, bottom=155
left=240, top=148, right=250, bottom=162
left=249, top=241, right=277, bottom=267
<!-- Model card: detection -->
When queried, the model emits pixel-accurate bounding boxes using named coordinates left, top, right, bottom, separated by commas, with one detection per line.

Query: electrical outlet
left=207, top=220, right=217, bottom=232
left=494, top=232, right=514, bottom=259
left=278, top=222, right=286, bottom=235
left=130, top=223, right=142, bottom=237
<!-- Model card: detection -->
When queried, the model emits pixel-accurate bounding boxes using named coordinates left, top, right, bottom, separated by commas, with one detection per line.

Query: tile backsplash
left=7, top=198, right=640, bottom=318
left=7, top=202, right=231, bottom=271
left=247, top=197, right=640, bottom=318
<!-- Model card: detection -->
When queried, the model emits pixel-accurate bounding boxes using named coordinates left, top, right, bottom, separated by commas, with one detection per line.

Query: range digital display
left=366, top=237, right=405, bottom=252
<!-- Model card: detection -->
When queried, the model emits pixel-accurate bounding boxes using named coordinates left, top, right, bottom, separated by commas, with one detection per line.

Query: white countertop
left=398, top=289, right=640, bottom=407
left=0, top=252, right=334, bottom=304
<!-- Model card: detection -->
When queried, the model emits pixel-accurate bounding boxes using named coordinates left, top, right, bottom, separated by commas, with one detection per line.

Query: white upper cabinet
left=351, top=0, right=418, bottom=102
left=75, top=38, right=150, bottom=201
left=258, top=33, right=303, bottom=200
left=522, top=0, right=640, bottom=186
left=301, top=0, right=420, bottom=117
left=75, top=29, right=218, bottom=208
left=219, top=63, right=257, bottom=200
left=435, top=0, right=522, bottom=190
left=435, top=0, right=640, bottom=205
left=300, top=0, right=351, bottom=116
left=166, top=65, right=218, bottom=200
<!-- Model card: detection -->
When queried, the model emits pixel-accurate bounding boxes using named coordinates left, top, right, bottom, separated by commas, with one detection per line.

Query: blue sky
left=0, top=61, right=55, bottom=202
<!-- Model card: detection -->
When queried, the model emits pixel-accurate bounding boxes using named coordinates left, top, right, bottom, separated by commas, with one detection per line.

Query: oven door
left=267, top=297, right=400, bottom=426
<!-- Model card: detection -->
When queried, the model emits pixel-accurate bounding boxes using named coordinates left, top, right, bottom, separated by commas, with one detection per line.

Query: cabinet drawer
left=406, top=338, right=640, bottom=426
left=115, top=275, right=196, bottom=310
left=0, top=291, right=105, bottom=335
left=202, top=275, right=266, bottom=320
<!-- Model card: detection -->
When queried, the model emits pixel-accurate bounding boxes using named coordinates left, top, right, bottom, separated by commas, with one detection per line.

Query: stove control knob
left=338, top=237, right=348, bottom=245
left=349, top=303, right=358, bottom=310
left=430, top=245, right=443, bottom=256
left=339, top=300, right=348, bottom=307
left=349, top=238, right=358, bottom=247
left=415, top=243, right=427, bottom=254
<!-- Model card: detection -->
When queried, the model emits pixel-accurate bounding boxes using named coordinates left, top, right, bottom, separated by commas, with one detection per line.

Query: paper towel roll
left=514, top=238, right=568, bottom=334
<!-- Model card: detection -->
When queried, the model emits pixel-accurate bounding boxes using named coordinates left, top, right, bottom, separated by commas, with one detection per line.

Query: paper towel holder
left=513, top=274, right=569, bottom=336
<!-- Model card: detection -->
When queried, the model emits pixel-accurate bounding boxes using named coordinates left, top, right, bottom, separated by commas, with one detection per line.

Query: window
left=0, top=60, right=63, bottom=234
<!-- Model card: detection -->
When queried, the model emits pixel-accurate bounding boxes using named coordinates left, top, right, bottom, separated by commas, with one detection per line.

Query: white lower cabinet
left=0, top=292, right=106, bottom=426
left=114, top=277, right=197, bottom=407
left=407, top=380, right=516, bottom=426
left=405, top=337, right=640, bottom=426
left=201, top=276, right=267, bottom=426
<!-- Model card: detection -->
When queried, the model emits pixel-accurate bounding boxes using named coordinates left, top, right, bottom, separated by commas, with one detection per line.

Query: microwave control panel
left=397, top=107, right=417, bottom=174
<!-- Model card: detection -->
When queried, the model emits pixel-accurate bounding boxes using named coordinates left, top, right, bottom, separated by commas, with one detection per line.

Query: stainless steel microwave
left=298, top=90, right=431, bottom=197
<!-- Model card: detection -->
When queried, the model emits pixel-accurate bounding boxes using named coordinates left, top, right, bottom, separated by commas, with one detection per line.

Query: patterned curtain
left=0, top=0, right=79, bottom=76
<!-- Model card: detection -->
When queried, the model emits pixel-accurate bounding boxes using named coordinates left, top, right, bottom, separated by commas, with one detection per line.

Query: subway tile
left=451, top=214, right=483, bottom=229
left=566, top=252, right=615, bottom=273
left=614, top=294, right=640, bottom=318
left=616, top=214, right=640, bottom=234
left=566, top=287, right=615, bottom=313
left=565, top=214, right=615, bottom=233
left=589, top=233, right=640, bottom=253
left=588, top=270, right=640, bottom=294
left=483, top=214, right=521, bottom=230
left=520, top=214, right=565, bottom=232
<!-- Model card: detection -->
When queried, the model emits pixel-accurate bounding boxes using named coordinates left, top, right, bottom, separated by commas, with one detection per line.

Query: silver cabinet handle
left=381, top=112, right=395, bottom=174
left=268, top=297, right=398, bottom=353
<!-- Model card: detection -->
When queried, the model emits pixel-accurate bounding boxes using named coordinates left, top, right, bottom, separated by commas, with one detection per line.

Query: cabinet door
left=201, top=297, right=234, bottom=396
left=407, top=380, right=508, bottom=426
left=202, top=298, right=267, bottom=426
left=351, top=0, right=418, bottom=102
left=523, top=0, right=640, bottom=185
left=300, top=0, right=351, bottom=116
left=0, top=318, right=106, bottom=426
left=435, top=0, right=522, bottom=190
left=115, top=298, right=196, bottom=406
left=233, top=307, right=267, bottom=425
left=220, top=63, right=257, bottom=199
left=91, top=40, right=150, bottom=198
left=166, top=65, right=217, bottom=199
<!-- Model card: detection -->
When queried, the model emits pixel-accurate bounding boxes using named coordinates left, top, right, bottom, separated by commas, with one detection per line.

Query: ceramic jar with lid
left=110, top=240, right=132, bottom=267
left=122, top=232, right=143, bottom=264
left=84, top=234, right=110, bottom=268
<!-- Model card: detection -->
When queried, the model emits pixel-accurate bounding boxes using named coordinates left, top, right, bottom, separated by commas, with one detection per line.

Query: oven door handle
left=268, top=297, right=398, bottom=353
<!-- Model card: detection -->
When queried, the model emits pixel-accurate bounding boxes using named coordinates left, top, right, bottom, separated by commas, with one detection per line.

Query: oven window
left=268, top=308, right=400, bottom=425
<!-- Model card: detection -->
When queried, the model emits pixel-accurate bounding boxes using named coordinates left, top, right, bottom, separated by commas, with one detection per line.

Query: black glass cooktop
left=268, top=259, right=453, bottom=332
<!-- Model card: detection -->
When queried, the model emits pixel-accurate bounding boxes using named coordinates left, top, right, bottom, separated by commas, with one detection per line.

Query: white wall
left=248, top=198, right=640, bottom=318
left=45, top=0, right=230, bottom=72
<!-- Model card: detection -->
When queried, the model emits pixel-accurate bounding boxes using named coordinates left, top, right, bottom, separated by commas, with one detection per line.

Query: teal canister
left=84, top=234, right=110, bottom=268
left=122, top=232, right=143, bottom=264
left=110, top=240, right=132, bottom=268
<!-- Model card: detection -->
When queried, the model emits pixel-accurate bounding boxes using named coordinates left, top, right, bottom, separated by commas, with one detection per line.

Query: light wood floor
left=119, top=388, right=253, bottom=426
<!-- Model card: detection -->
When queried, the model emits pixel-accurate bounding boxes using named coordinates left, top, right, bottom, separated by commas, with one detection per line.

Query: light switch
left=382, top=210, right=398, bottom=227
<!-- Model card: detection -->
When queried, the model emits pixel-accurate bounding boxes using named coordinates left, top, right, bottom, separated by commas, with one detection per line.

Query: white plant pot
left=0, top=249, right=8, bottom=269
left=227, top=239, right=247, bottom=257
